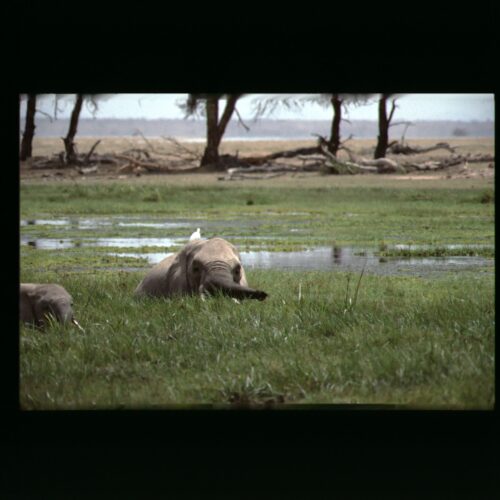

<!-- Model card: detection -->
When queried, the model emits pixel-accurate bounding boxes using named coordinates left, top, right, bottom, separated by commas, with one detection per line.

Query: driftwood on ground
left=30, top=139, right=119, bottom=169
left=219, top=150, right=494, bottom=180
left=25, top=132, right=494, bottom=179
left=218, top=171, right=288, bottom=181
left=77, top=165, right=99, bottom=175
left=388, top=141, right=457, bottom=155
left=242, top=146, right=320, bottom=165
left=403, top=153, right=494, bottom=171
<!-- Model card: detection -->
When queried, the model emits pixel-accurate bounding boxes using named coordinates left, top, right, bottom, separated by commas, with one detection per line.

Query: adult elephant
left=135, top=237, right=268, bottom=301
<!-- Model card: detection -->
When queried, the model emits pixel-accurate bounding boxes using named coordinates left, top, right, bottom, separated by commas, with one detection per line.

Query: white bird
left=189, top=228, right=201, bottom=241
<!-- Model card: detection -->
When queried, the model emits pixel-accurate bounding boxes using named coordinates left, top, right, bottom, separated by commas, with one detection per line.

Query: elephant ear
left=218, top=239, right=247, bottom=285
left=33, top=296, right=55, bottom=327
left=165, top=240, right=205, bottom=295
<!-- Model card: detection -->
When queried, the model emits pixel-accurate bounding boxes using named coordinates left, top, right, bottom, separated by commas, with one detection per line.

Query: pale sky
left=26, top=93, right=494, bottom=122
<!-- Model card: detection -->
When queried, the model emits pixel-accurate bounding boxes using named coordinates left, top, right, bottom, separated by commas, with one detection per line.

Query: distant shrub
left=452, top=128, right=468, bottom=137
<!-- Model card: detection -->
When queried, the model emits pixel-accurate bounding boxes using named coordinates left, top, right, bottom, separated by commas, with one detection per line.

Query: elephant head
left=20, top=283, right=84, bottom=331
left=135, top=237, right=268, bottom=301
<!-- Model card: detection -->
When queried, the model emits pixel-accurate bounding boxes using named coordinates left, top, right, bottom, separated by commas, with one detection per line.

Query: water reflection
left=20, top=219, right=70, bottom=227
left=333, top=246, right=342, bottom=264
left=20, top=215, right=494, bottom=277
left=20, top=236, right=184, bottom=249
left=106, top=246, right=493, bottom=277
left=20, top=215, right=311, bottom=231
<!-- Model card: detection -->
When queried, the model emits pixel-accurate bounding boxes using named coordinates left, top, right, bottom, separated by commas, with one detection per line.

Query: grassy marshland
left=19, top=138, right=495, bottom=408
left=19, top=268, right=494, bottom=408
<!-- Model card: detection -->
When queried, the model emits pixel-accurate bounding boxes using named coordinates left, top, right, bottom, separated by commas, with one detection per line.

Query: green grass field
left=19, top=148, right=495, bottom=409
left=19, top=268, right=494, bottom=409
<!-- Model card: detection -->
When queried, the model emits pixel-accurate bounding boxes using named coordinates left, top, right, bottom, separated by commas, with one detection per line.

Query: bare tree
left=61, top=94, right=112, bottom=164
left=63, top=93, right=84, bottom=163
left=20, top=94, right=37, bottom=161
left=252, top=93, right=372, bottom=156
left=321, top=94, right=372, bottom=156
left=329, top=94, right=343, bottom=155
left=181, top=94, right=244, bottom=168
left=374, top=93, right=398, bottom=159
left=20, top=93, right=59, bottom=160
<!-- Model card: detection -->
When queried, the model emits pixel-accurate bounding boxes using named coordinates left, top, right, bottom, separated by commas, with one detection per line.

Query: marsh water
left=106, top=247, right=492, bottom=277
left=20, top=217, right=494, bottom=277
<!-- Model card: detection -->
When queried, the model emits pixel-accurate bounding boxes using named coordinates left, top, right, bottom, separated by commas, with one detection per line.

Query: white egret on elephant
left=189, top=228, right=201, bottom=241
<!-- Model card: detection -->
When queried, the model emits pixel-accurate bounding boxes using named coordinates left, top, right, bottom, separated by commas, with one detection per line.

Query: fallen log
left=31, top=156, right=65, bottom=169
left=298, top=154, right=327, bottom=162
left=360, top=158, right=398, bottom=168
left=322, top=160, right=357, bottom=175
left=401, top=153, right=494, bottom=171
left=389, top=142, right=457, bottom=155
left=77, top=165, right=98, bottom=175
left=31, top=151, right=118, bottom=169
left=403, top=161, right=443, bottom=171
left=95, top=155, right=119, bottom=164
left=114, top=154, right=175, bottom=172
left=242, top=146, right=320, bottom=165
left=218, top=172, right=287, bottom=181
left=227, top=165, right=301, bottom=175
left=363, top=158, right=403, bottom=173
left=463, top=153, right=494, bottom=163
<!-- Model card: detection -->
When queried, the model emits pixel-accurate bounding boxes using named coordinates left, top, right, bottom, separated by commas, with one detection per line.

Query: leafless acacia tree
left=20, top=94, right=37, bottom=161
left=180, top=94, right=244, bottom=168
left=60, top=94, right=112, bottom=164
left=252, top=93, right=372, bottom=156
left=374, top=93, right=399, bottom=159
left=316, top=94, right=372, bottom=156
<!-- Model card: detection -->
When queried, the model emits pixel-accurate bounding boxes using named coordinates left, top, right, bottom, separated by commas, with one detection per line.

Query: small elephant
left=135, top=237, right=268, bottom=301
left=20, top=283, right=84, bottom=331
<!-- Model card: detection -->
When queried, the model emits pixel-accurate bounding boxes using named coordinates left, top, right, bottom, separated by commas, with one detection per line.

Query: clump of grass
left=343, top=262, right=366, bottom=314
left=480, top=189, right=494, bottom=204
left=378, top=246, right=494, bottom=258
left=142, top=189, right=162, bottom=202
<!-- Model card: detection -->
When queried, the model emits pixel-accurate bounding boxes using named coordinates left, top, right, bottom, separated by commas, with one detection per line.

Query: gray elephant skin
left=20, top=283, right=83, bottom=330
left=135, top=237, right=268, bottom=301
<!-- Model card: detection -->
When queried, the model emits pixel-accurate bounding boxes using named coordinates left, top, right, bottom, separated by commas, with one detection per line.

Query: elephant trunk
left=202, top=275, right=268, bottom=301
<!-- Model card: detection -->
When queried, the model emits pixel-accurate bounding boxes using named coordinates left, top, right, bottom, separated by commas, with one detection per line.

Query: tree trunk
left=20, top=94, right=37, bottom=161
left=200, top=94, right=241, bottom=169
left=63, top=94, right=84, bottom=164
left=374, top=95, right=389, bottom=159
left=200, top=96, right=220, bottom=166
left=374, top=94, right=397, bottom=159
left=327, top=94, right=342, bottom=156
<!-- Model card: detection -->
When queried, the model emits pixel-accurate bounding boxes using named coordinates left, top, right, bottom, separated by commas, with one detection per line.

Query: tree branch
left=234, top=106, right=250, bottom=132
left=217, top=94, right=242, bottom=140
left=160, top=136, right=202, bottom=161
left=83, top=140, right=101, bottom=164
left=133, top=129, right=157, bottom=151
left=387, top=99, right=397, bottom=125
left=35, top=109, right=54, bottom=122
